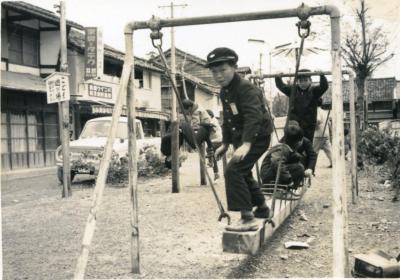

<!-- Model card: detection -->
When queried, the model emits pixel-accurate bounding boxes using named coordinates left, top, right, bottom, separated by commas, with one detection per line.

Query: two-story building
left=322, top=77, right=399, bottom=124
left=1, top=1, right=167, bottom=172
left=151, top=48, right=222, bottom=118
left=66, top=28, right=167, bottom=139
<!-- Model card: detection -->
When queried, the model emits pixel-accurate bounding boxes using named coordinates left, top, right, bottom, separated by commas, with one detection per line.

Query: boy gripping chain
left=206, top=109, right=223, bottom=181
left=207, top=47, right=273, bottom=232
left=275, top=69, right=328, bottom=142
left=260, top=121, right=317, bottom=188
left=160, top=99, right=214, bottom=168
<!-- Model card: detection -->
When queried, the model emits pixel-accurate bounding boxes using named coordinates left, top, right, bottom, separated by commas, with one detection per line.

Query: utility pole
left=360, top=0, right=367, bottom=130
left=159, top=2, right=187, bottom=193
left=56, top=0, right=71, bottom=197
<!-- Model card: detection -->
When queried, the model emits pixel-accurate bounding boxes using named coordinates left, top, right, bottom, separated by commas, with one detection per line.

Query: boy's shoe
left=214, top=173, right=220, bottom=181
left=225, top=218, right=259, bottom=232
left=253, top=206, right=270, bottom=219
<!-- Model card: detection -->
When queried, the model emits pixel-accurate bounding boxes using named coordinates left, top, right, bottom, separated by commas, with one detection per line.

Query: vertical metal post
left=59, top=0, right=71, bottom=197
left=170, top=2, right=180, bottom=193
left=127, top=38, right=140, bottom=274
left=349, top=72, right=358, bottom=203
left=330, top=15, right=349, bottom=277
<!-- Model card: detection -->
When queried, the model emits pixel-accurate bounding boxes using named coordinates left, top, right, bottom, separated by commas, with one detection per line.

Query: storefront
left=1, top=72, right=60, bottom=170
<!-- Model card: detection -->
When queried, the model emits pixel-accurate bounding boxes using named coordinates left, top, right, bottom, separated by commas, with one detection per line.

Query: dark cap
left=205, top=47, right=238, bottom=68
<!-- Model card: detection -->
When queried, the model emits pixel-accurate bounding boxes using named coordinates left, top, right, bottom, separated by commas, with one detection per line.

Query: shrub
left=106, top=144, right=188, bottom=184
left=358, top=126, right=400, bottom=190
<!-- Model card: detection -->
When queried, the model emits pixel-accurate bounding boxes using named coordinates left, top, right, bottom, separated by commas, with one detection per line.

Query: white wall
left=136, top=71, right=161, bottom=110
left=195, top=89, right=220, bottom=118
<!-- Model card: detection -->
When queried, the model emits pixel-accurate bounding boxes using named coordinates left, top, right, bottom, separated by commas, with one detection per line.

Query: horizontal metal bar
left=250, top=70, right=350, bottom=79
left=126, top=5, right=339, bottom=32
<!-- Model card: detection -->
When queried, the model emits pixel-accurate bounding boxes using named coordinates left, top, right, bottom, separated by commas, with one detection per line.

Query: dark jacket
left=260, top=143, right=295, bottom=183
left=289, top=137, right=318, bottom=172
left=220, top=73, right=273, bottom=146
left=275, top=75, right=328, bottom=129
left=260, top=137, right=317, bottom=184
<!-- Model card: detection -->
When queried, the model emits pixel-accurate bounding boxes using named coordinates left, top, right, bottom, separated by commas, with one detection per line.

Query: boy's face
left=210, top=63, right=236, bottom=87
left=298, top=77, right=311, bottom=90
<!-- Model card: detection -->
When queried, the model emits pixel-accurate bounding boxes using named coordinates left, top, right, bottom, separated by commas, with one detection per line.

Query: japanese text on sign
left=45, top=72, right=70, bottom=104
left=84, top=27, right=103, bottom=80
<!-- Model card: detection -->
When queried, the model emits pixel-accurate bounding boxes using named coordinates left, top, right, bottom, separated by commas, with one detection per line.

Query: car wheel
left=57, top=167, right=76, bottom=184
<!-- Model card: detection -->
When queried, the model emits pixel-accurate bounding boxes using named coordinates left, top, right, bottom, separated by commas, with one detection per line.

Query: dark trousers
left=261, top=162, right=305, bottom=187
left=224, top=135, right=271, bottom=211
left=211, top=142, right=222, bottom=174
left=303, top=126, right=316, bottom=143
left=161, top=122, right=212, bottom=157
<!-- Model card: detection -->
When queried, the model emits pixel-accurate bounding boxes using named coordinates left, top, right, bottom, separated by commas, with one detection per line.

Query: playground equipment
left=74, top=3, right=351, bottom=278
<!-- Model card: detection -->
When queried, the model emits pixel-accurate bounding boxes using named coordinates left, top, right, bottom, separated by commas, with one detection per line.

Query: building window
left=8, top=24, right=39, bottom=67
left=1, top=92, right=59, bottom=170
left=135, top=69, right=144, bottom=88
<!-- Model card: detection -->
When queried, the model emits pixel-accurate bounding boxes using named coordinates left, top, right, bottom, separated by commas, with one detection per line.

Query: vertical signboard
left=84, top=27, right=104, bottom=80
left=45, top=72, right=71, bottom=104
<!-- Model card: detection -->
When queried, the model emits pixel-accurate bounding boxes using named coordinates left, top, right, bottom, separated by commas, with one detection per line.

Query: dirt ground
left=2, top=152, right=399, bottom=279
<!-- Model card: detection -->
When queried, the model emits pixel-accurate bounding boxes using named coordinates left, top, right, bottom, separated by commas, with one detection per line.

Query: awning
left=80, top=102, right=170, bottom=121
left=1, top=71, right=46, bottom=93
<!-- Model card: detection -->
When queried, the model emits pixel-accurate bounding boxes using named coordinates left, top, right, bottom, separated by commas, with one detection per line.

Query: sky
left=22, top=0, right=400, bottom=80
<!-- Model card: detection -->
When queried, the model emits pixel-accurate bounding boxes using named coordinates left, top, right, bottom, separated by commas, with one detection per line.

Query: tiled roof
left=2, top=1, right=83, bottom=30
left=322, top=77, right=396, bottom=104
left=151, top=60, right=219, bottom=95
left=68, top=29, right=163, bottom=73
left=161, top=48, right=208, bottom=66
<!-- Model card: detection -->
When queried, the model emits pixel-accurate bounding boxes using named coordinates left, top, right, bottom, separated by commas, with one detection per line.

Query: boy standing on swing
left=275, top=69, right=328, bottom=142
left=207, top=47, right=273, bottom=232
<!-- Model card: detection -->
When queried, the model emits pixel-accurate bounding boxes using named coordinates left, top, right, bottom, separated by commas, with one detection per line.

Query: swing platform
left=222, top=180, right=310, bottom=255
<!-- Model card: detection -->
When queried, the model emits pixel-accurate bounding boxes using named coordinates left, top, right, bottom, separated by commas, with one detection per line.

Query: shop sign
left=84, top=27, right=104, bottom=80
left=45, top=72, right=70, bottom=104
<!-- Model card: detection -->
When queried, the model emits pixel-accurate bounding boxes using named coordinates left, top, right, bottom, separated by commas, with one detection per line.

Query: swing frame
left=74, top=3, right=351, bottom=279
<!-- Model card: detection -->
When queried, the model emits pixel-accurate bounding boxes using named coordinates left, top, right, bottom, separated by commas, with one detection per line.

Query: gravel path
left=2, top=153, right=399, bottom=279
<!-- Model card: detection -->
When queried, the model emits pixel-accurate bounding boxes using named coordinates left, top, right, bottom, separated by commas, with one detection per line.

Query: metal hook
left=150, top=30, right=163, bottom=48
left=296, top=20, right=311, bottom=39
left=218, top=212, right=231, bottom=225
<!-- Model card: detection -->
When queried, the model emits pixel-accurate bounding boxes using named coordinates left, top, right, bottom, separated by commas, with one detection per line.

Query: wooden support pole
left=330, top=15, right=349, bottom=278
left=59, top=0, right=71, bottom=197
left=349, top=72, right=358, bottom=203
left=127, top=49, right=140, bottom=273
left=73, top=32, right=134, bottom=280
left=200, top=143, right=206, bottom=185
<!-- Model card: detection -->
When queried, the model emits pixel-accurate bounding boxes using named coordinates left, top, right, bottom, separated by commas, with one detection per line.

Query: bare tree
left=341, top=0, right=394, bottom=129
left=272, top=94, right=289, bottom=117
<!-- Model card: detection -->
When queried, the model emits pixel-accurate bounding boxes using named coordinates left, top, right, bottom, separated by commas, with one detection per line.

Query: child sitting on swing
left=260, top=120, right=317, bottom=188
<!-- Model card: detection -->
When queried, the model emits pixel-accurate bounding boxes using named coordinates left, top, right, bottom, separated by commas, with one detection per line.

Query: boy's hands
left=231, top=142, right=251, bottom=162
left=304, top=169, right=313, bottom=177
left=215, top=144, right=228, bottom=161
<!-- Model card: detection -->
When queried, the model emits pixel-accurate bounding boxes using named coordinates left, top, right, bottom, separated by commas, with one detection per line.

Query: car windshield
left=80, top=121, right=140, bottom=139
